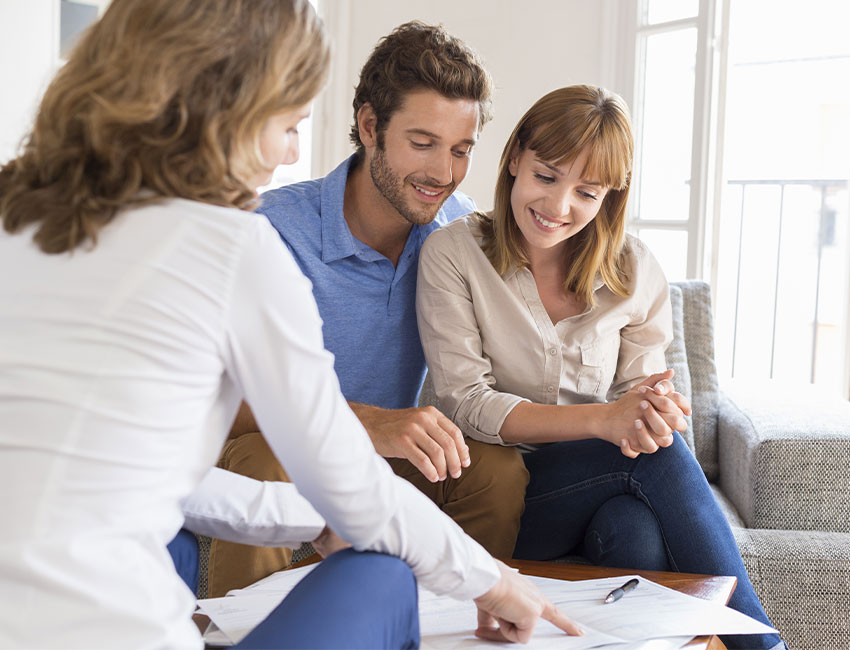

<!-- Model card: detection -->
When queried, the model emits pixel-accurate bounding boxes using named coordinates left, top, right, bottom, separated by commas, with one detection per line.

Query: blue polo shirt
left=259, top=155, right=476, bottom=409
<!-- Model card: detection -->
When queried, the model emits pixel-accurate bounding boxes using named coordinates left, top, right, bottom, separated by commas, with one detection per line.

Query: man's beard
left=370, top=145, right=454, bottom=226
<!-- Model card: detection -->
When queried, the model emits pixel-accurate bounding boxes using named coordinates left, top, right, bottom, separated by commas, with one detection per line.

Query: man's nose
left=424, top=150, right=453, bottom=187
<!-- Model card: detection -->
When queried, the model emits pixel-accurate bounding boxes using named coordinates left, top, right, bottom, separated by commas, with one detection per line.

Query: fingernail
left=462, top=458, right=471, bottom=467
left=638, top=386, right=647, bottom=394
left=640, top=400, right=649, bottom=410
left=634, top=419, right=643, bottom=429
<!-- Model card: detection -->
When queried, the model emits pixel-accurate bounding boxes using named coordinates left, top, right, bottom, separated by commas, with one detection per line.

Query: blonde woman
left=0, top=2, right=581, bottom=648
left=417, top=85, right=785, bottom=650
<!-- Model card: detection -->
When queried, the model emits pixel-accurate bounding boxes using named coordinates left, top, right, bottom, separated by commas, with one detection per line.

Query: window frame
left=614, top=0, right=729, bottom=282
left=616, top=0, right=850, bottom=398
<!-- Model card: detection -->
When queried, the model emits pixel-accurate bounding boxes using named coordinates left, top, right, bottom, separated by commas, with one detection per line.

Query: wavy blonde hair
left=477, top=85, right=634, bottom=306
left=0, top=0, right=329, bottom=254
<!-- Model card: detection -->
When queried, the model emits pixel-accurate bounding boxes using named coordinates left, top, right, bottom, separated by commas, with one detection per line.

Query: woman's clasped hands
left=604, top=369, right=692, bottom=458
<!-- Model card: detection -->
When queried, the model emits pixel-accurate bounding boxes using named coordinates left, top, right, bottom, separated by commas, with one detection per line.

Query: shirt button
left=547, top=385, right=555, bottom=392
left=549, top=348, right=557, bottom=356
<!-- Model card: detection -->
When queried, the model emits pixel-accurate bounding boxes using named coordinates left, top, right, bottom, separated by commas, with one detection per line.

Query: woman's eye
left=534, top=173, right=555, bottom=184
left=579, top=191, right=598, bottom=200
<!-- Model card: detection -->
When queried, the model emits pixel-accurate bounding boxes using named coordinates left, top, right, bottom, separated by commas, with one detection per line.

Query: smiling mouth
left=531, top=209, right=568, bottom=230
left=412, top=183, right=443, bottom=198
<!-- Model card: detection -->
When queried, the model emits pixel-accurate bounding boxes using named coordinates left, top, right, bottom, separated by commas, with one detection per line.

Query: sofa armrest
left=717, top=379, right=850, bottom=532
left=731, top=526, right=850, bottom=650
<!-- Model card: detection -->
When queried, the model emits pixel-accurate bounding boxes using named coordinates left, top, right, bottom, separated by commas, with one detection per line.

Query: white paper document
left=196, top=592, right=285, bottom=645
left=196, top=565, right=318, bottom=645
left=195, top=565, right=775, bottom=648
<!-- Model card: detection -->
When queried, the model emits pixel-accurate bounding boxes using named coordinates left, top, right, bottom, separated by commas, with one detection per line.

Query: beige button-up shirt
left=416, top=215, right=672, bottom=447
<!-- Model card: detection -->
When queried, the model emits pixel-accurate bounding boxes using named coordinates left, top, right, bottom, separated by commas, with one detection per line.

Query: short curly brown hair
left=349, top=21, right=493, bottom=158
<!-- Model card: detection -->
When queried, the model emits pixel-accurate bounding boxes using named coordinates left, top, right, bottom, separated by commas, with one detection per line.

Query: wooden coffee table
left=508, top=559, right=736, bottom=650
left=196, top=556, right=736, bottom=648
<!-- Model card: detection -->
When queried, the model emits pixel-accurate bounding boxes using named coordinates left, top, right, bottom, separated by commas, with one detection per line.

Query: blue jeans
left=514, top=433, right=783, bottom=650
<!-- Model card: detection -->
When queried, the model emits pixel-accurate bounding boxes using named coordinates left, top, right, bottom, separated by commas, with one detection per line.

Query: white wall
left=0, top=1, right=60, bottom=163
left=316, top=0, right=622, bottom=210
left=0, top=0, right=111, bottom=164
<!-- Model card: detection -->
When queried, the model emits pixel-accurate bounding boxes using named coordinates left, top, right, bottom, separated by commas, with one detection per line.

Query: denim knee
left=583, top=495, right=670, bottom=571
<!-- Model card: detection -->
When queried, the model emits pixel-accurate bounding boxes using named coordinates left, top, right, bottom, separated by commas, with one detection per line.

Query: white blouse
left=0, top=199, right=498, bottom=649
left=416, top=215, right=673, bottom=447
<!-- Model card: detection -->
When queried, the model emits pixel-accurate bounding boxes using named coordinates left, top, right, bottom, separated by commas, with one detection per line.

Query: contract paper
left=195, top=565, right=775, bottom=648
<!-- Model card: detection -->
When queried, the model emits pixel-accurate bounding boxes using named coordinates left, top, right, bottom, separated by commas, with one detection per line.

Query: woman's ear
left=507, top=144, right=521, bottom=177
left=356, top=103, right=379, bottom=149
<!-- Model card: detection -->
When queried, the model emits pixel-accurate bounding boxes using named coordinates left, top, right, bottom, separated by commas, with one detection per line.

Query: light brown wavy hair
left=349, top=20, right=493, bottom=158
left=0, top=0, right=329, bottom=254
left=477, top=85, right=634, bottom=307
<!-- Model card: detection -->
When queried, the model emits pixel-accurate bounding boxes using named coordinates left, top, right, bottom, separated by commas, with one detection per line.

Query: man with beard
left=205, top=21, right=530, bottom=598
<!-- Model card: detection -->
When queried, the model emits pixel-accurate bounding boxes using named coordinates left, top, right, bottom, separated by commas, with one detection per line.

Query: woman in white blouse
left=0, top=1, right=580, bottom=648
left=417, top=85, right=785, bottom=650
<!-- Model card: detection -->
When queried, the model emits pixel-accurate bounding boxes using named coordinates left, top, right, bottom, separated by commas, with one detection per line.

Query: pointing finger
left=542, top=601, right=583, bottom=636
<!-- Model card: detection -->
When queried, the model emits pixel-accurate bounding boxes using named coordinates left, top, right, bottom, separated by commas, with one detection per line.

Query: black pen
left=603, top=578, right=639, bottom=604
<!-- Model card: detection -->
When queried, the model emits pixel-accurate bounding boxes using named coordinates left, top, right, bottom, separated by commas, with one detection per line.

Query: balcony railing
left=724, top=178, right=848, bottom=385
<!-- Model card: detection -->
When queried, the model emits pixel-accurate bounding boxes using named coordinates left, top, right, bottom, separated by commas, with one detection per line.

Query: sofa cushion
left=733, top=526, right=850, bottom=650
left=710, top=483, right=745, bottom=528
left=673, top=280, right=720, bottom=480
left=665, top=285, right=695, bottom=454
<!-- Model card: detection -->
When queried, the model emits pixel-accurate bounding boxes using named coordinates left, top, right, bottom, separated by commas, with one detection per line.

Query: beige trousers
left=206, top=432, right=529, bottom=598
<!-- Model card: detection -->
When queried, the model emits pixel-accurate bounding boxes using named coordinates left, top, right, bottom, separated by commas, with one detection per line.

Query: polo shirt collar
left=320, top=154, right=360, bottom=264
left=318, top=153, right=444, bottom=265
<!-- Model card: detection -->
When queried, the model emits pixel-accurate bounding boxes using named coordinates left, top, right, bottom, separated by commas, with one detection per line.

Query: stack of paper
left=195, top=564, right=775, bottom=648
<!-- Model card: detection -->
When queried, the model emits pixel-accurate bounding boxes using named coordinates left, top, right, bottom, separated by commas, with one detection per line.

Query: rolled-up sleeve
left=417, top=227, right=527, bottom=445
left=608, top=239, right=673, bottom=400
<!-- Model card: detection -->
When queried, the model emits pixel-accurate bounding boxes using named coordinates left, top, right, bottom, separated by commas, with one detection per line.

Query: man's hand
left=312, top=526, right=350, bottom=558
left=349, top=403, right=470, bottom=483
left=474, top=561, right=583, bottom=643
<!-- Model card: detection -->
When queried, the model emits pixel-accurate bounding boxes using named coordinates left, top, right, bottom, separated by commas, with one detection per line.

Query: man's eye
left=411, top=141, right=431, bottom=149
left=452, top=148, right=472, bottom=158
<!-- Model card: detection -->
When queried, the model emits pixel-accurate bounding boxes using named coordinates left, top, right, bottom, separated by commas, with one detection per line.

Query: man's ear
left=507, top=144, right=521, bottom=177
left=356, top=103, right=379, bottom=149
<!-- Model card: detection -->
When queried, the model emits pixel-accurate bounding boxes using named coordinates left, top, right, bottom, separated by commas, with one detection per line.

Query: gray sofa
left=666, top=281, right=850, bottom=650
left=418, top=280, right=850, bottom=650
